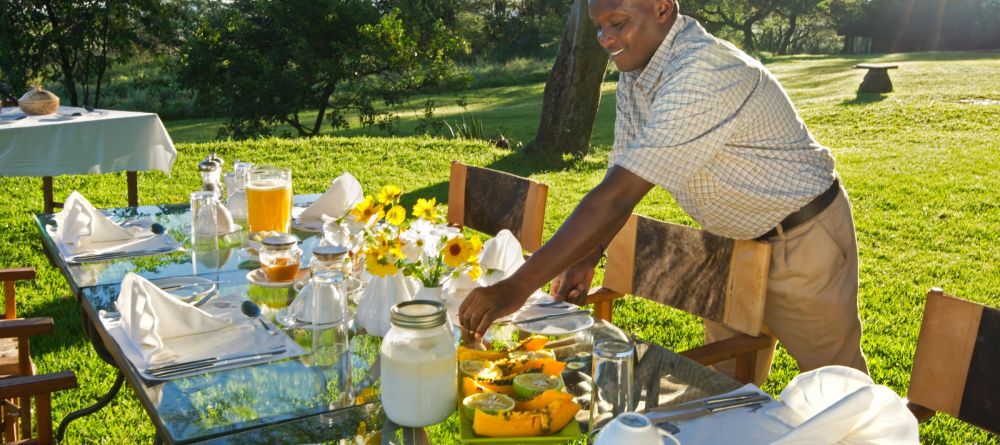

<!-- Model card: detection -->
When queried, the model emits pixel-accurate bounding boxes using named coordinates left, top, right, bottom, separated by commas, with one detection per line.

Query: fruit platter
left=458, top=336, right=583, bottom=443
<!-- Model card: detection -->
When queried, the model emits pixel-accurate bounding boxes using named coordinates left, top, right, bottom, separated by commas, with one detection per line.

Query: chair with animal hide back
left=581, top=214, right=775, bottom=384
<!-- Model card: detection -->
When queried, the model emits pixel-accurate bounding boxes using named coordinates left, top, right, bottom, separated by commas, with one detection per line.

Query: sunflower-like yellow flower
left=365, top=248, right=399, bottom=276
left=412, top=197, right=438, bottom=220
left=350, top=196, right=385, bottom=224
left=374, top=233, right=405, bottom=259
left=468, top=235, right=483, bottom=257
left=442, top=237, right=472, bottom=267
left=386, top=205, right=406, bottom=226
left=467, top=263, right=482, bottom=281
left=377, top=185, right=402, bottom=205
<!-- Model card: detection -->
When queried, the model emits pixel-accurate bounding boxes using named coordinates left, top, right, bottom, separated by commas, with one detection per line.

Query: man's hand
left=459, top=281, right=531, bottom=338
left=551, top=254, right=600, bottom=304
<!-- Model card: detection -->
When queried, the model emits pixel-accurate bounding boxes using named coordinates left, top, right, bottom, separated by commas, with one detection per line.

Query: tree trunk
left=42, top=0, right=79, bottom=107
left=778, top=13, right=798, bottom=55
left=525, top=0, right=608, bottom=157
left=742, top=24, right=756, bottom=52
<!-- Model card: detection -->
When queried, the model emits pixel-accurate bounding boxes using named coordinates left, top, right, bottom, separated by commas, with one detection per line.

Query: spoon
left=241, top=300, right=276, bottom=335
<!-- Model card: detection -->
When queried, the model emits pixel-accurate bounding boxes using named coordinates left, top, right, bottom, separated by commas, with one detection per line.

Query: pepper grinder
left=198, top=153, right=225, bottom=196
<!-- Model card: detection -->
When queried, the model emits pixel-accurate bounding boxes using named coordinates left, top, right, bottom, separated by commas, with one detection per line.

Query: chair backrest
left=602, top=214, right=771, bottom=336
left=447, top=161, right=548, bottom=252
left=907, top=288, right=1000, bottom=434
left=1, top=268, right=35, bottom=320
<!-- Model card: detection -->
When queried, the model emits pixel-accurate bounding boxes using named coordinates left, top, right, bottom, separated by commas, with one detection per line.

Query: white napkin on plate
left=297, top=172, right=364, bottom=222
left=771, top=366, right=919, bottom=445
left=55, top=191, right=142, bottom=250
left=115, top=273, right=231, bottom=364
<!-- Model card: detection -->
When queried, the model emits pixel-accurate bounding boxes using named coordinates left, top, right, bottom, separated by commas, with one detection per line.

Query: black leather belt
left=756, top=179, right=841, bottom=241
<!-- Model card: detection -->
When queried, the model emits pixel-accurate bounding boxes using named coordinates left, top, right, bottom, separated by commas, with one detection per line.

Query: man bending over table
left=459, top=0, right=868, bottom=384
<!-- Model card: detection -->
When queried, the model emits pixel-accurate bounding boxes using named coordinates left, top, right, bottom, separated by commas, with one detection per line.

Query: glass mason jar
left=259, top=234, right=301, bottom=282
left=380, top=300, right=457, bottom=427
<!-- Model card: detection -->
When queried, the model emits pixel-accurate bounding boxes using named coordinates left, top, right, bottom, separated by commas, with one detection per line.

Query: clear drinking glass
left=246, top=165, right=292, bottom=233
left=310, top=251, right=353, bottom=413
left=190, top=191, right=221, bottom=276
left=225, top=160, right=253, bottom=224
left=589, top=340, right=636, bottom=434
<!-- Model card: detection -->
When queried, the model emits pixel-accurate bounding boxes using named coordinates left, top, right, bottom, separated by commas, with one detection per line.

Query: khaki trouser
left=705, top=185, right=869, bottom=385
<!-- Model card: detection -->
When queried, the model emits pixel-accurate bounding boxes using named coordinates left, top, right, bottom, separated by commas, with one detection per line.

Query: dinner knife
left=643, top=394, right=772, bottom=424
left=511, top=309, right=592, bottom=325
left=147, top=347, right=286, bottom=376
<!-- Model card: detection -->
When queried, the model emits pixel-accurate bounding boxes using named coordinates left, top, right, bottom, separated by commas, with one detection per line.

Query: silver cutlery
left=146, top=346, right=286, bottom=376
left=69, top=245, right=180, bottom=263
left=157, top=280, right=230, bottom=291
left=526, top=300, right=573, bottom=309
left=643, top=393, right=772, bottom=424
left=508, top=309, right=592, bottom=325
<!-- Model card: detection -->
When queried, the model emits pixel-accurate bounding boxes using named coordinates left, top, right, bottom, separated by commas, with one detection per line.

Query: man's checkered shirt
left=609, top=15, right=836, bottom=240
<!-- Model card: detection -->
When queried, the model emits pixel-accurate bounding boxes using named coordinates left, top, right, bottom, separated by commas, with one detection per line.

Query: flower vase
left=356, top=272, right=419, bottom=337
left=414, top=285, right=444, bottom=302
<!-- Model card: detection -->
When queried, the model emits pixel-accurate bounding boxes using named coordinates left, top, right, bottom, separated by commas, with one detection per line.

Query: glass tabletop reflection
left=35, top=195, right=322, bottom=293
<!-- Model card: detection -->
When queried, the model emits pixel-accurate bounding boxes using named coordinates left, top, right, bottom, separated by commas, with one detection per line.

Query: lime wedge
left=462, top=392, right=516, bottom=418
left=512, top=372, right=564, bottom=399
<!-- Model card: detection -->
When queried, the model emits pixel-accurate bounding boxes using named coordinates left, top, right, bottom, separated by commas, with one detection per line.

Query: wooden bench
left=853, top=63, right=898, bottom=94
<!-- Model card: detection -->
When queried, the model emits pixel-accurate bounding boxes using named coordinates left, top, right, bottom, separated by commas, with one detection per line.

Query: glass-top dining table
left=34, top=196, right=743, bottom=444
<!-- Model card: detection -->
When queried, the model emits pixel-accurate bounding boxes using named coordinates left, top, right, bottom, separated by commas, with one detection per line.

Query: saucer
left=512, top=304, right=594, bottom=336
left=290, top=218, right=324, bottom=233
left=246, top=268, right=309, bottom=288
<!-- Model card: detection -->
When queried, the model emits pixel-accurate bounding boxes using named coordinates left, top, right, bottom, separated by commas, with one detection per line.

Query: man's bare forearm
left=501, top=166, right=653, bottom=296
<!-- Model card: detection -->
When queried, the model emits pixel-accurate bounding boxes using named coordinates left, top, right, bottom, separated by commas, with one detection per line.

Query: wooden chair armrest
left=681, top=333, right=774, bottom=366
left=0, top=317, right=55, bottom=338
left=0, top=371, right=77, bottom=399
left=0, top=267, right=36, bottom=282
left=905, top=400, right=937, bottom=422
left=582, top=287, right=623, bottom=305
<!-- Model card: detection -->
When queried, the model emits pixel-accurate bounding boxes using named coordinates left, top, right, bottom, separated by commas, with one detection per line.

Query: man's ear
left=655, top=0, right=674, bottom=22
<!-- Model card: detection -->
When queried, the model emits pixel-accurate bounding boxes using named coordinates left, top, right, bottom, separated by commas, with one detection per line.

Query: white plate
left=511, top=301, right=594, bottom=336
left=148, top=276, right=217, bottom=302
left=290, top=218, right=324, bottom=233
left=245, top=268, right=307, bottom=288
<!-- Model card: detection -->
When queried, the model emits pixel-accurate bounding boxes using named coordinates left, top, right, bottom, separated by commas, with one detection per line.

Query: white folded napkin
left=772, top=366, right=919, bottom=445
left=297, top=172, right=364, bottom=222
left=55, top=191, right=142, bottom=250
left=667, top=384, right=792, bottom=445
left=356, top=272, right=420, bottom=337
left=115, top=273, right=231, bottom=364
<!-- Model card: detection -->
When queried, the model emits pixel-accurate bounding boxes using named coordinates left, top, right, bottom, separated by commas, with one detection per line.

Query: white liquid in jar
left=380, top=347, right=457, bottom=427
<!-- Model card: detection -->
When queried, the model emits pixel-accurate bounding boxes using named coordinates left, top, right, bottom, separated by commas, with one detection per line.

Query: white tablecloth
left=0, top=106, right=176, bottom=176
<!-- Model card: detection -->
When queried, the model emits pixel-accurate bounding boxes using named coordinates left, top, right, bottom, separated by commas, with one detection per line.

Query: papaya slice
left=517, top=335, right=549, bottom=352
left=472, top=399, right=582, bottom=437
left=458, top=345, right=508, bottom=362
left=514, top=389, right=573, bottom=411
left=462, top=376, right=516, bottom=398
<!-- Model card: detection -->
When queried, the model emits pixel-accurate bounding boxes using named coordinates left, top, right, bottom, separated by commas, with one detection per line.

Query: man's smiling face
left=589, top=0, right=675, bottom=72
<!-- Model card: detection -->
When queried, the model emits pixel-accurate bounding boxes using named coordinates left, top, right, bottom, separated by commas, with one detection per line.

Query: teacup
left=593, top=412, right=681, bottom=445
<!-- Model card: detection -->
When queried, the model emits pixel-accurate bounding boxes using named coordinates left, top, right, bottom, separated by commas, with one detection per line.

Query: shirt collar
left=632, top=15, right=689, bottom=95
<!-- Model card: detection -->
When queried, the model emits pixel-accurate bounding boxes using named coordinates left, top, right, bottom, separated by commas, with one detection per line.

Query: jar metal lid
left=390, top=300, right=448, bottom=329
left=313, top=245, right=349, bottom=261
left=262, top=234, right=299, bottom=248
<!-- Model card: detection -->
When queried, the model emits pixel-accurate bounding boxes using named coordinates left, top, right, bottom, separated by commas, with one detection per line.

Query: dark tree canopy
left=178, top=0, right=466, bottom=139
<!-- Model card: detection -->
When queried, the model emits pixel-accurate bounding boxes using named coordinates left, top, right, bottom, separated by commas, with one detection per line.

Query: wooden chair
left=447, top=161, right=548, bottom=252
left=0, top=267, right=78, bottom=445
left=906, top=288, right=999, bottom=434
left=581, top=214, right=775, bottom=384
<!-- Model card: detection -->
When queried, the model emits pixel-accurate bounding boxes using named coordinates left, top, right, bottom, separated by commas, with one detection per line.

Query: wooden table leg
left=43, top=176, right=55, bottom=214
left=127, top=171, right=138, bottom=207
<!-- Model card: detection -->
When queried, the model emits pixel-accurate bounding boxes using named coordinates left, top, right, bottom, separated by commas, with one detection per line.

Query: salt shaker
left=198, top=153, right=225, bottom=196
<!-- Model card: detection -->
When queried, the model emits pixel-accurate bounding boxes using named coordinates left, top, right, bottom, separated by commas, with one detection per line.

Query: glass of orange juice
left=247, top=165, right=293, bottom=233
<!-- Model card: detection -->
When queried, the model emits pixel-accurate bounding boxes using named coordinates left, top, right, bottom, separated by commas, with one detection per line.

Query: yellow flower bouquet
left=356, top=185, right=481, bottom=288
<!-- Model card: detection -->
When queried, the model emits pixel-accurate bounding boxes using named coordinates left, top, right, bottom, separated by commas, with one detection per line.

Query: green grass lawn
left=2, top=50, right=999, bottom=444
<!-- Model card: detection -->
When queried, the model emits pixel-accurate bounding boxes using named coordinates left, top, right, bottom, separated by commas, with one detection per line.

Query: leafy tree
left=687, top=0, right=781, bottom=51
left=178, top=0, right=466, bottom=139
left=0, top=0, right=180, bottom=107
